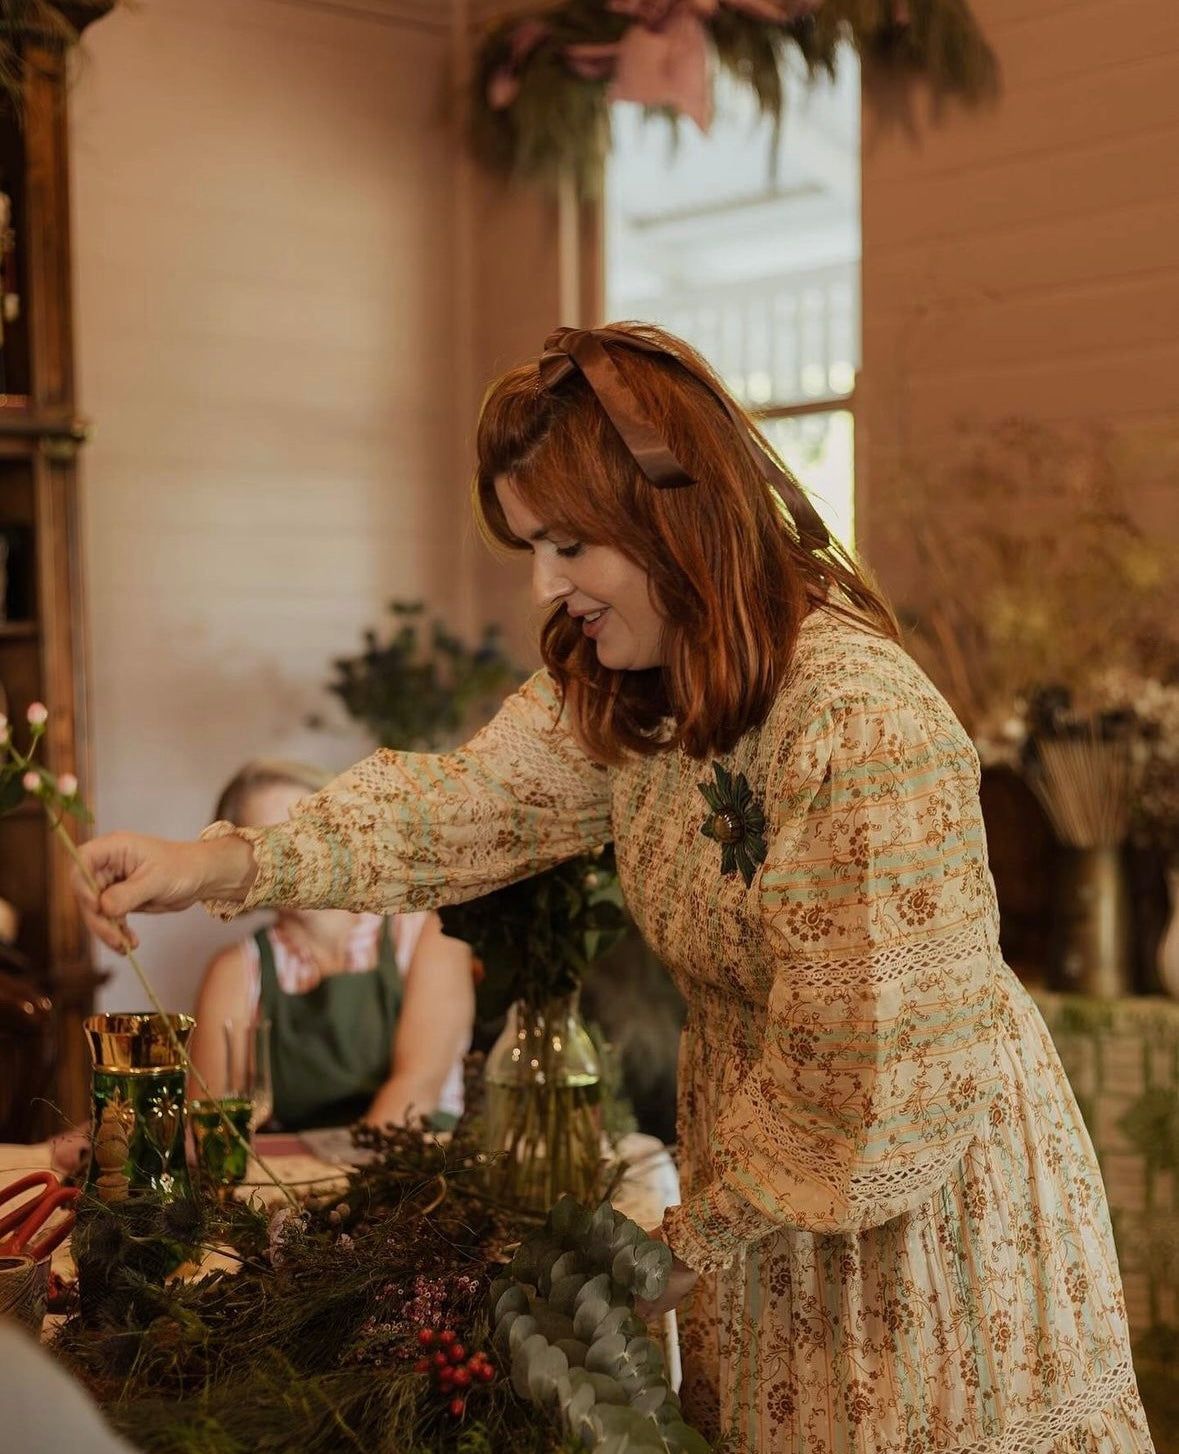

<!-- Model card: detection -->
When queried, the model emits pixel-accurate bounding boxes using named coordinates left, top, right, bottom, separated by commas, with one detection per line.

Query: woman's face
left=495, top=475, right=668, bottom=672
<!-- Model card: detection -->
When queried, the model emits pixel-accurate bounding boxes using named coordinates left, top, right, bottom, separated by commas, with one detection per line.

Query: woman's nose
left=532, top=554, right=572, bottom=608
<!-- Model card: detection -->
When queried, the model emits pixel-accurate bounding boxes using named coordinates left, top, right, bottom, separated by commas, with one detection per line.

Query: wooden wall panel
left=859, top=0, right=1179, bottom=568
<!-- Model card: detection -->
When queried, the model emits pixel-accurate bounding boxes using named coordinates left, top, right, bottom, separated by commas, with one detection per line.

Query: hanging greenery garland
left=469, top=0, right=999, bottom=192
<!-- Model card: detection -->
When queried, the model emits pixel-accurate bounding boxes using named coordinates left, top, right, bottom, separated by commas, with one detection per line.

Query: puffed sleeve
left=662, top=688, right=1003, bottom=1271
left=202, top=671, right=613, bottom=917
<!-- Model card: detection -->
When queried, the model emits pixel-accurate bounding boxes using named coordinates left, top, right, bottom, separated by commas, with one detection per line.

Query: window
left=605, top=52, right=860, bottom=547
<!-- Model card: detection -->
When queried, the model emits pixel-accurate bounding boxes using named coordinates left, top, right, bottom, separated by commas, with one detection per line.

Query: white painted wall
left=70, top=0, right=467, bottom=1010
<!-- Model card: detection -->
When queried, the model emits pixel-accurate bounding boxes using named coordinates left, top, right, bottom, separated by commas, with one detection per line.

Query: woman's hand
left=72, top=832, right=258, bottom=952
left=49, top=1126, right=90, bottom=1179
left=634, top=1223, right=699, bottom=1319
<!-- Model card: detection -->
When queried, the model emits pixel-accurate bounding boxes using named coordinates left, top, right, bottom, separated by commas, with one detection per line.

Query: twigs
left=1029, top=731, right=1139, bottom=849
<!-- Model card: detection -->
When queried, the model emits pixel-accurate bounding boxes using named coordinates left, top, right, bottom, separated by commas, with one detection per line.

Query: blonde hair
left=213, top=758, right=333, bottom=827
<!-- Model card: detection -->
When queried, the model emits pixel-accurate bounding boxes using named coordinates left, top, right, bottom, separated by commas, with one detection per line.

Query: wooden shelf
left=0, top=405, right=88, bottom=447
left=0, top=14, right=114, bottom=1136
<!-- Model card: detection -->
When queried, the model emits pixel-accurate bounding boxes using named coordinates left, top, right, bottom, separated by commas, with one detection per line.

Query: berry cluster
left=413, top=1327, right=496, bottom=1419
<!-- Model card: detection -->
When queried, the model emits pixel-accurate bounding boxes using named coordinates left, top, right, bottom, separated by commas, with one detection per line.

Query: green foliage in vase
left=324, top=600, right=524, bottom=752
left=439, top=847, right=629, bottom=1019
left=491, top=1196, right=708, bottom=1454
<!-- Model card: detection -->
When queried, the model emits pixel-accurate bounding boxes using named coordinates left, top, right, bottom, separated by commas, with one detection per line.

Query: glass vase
left=1048, top=846, right=1134, bottom=999
left=483, top=993, right=602, bottom=1213
left=83, top=1012, right=196, bottom=1202
left=1157, top=863, right=1179, bottom=999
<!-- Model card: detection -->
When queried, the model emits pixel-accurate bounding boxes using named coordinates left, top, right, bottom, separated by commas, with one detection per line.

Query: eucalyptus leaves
left=492, top=1195, right=708, bottom=1454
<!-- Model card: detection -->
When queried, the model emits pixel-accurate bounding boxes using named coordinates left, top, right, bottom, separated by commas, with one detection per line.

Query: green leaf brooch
left=697, top=762, right=767, bottom=888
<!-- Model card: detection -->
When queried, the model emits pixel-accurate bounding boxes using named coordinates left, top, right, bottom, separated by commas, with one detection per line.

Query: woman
left=74, top=324, right=1152, bottom=1452
left=191, top=759, right=473, bottom=1131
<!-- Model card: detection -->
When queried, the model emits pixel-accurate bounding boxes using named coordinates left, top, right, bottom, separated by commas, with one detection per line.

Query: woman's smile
left=494, top=476, right=667, bottom=671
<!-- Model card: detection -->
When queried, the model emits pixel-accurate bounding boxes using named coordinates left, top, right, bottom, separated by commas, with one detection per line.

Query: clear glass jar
left=483, top=992, right=602, bottom=1213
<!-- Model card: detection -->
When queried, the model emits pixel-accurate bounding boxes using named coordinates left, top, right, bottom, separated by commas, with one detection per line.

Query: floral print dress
left=209, top=607, right=1153, bottom=1453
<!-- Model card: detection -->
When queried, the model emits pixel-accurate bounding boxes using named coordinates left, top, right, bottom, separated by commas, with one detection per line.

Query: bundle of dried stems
left=1028, top=731, right=1141, bottom=849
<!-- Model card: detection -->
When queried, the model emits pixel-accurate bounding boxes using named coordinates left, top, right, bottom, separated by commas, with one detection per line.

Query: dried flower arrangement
left=51, top=1122, right=701, bottom=1454
left=875, top=420, right=1179, bottom=897
left=0, top=0, right=116, bottom=108
left=1086, top=671, right=1179, bottom=862
left=877, top=419, right=1179, bottom=752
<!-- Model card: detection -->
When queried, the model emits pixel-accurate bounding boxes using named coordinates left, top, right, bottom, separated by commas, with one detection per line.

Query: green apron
left=256, top=918, right=402, bottom=1130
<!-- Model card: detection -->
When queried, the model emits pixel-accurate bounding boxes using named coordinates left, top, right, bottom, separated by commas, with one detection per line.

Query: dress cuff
left=198, top=820, right=274, bottom=919
left=661, top=1183, right=778, bottom=1275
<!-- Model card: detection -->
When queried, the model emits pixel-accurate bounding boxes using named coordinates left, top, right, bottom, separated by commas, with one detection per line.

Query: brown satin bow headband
left=537, top=325, right=831, bottom=551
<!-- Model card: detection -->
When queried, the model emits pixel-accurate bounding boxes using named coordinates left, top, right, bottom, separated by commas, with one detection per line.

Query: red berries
left=408, top=1327, right=496, bottom=1420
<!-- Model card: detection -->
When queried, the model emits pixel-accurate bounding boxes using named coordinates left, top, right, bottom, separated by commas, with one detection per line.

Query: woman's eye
left=556, top=542, right=585, bottom=560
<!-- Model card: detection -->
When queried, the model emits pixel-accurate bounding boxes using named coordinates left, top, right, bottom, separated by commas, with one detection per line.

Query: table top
left=0, top=1126, right=681, bottom=1280
left=0, top=1127, right=684, bottom=1391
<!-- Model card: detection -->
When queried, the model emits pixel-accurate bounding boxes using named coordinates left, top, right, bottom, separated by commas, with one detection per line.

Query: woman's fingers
left=634, top=1235, right=699, bottom=1319
left=71, top=834, right=202, bottom=952
left=49, top=1128, right=90, bottom=1177
left=71, top=834, right=255, bottom=950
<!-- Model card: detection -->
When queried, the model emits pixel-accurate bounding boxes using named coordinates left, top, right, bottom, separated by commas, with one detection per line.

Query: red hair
left=473, top=322, right=897, bottom=764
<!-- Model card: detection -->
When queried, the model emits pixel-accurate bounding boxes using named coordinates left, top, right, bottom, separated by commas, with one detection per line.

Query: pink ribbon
left=564, top=40, right=622, bottom=83
left=585, top=0, right=716, bottom=132
left=595, top=0, right=822, bottom=134
left=491, top=0, right=826, bottom=128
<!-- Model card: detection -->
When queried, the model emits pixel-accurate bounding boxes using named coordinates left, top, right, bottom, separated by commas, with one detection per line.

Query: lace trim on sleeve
left=666, top=918, right=1002, bottom=1268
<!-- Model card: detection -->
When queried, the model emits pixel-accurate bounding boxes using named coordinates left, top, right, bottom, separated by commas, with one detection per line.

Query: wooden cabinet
left=0, top=3, right=114, bottom=1136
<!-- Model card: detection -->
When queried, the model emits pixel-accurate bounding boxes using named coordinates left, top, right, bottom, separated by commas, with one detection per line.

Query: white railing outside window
left=606, top=54, right=860, bottom=548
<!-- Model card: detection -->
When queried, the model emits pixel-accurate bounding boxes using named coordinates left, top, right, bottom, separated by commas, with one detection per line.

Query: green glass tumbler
left=83, top=1012, right=196, bottom=1203
left=189, top=1097, right=252, bottom=1197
